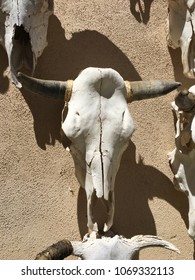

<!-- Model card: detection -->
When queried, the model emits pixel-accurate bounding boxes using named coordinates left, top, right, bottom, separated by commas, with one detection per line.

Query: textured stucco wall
left=0, top=0, right=194, bottom=259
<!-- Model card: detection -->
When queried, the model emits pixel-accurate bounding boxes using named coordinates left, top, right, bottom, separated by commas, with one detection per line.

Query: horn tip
left=175, top=82, right=182, bottom=87
left=166, top=81, right=181, bottom=89
left=162, top=80, right=182, bottom=93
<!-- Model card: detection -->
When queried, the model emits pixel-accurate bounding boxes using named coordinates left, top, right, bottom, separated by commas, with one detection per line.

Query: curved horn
left=35, top=239, right=74, bottom=260
left=125, top=80, right=181, bottom=102
left=17, top=72, right=73, bottom=101
left=125, top=235, right=180, bottom=259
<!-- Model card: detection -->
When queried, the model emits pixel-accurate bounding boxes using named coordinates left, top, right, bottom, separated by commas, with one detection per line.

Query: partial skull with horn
left=18, top=67, right=181, bottom=234
left=35, top=234, right=180, bottom=260
left=166, top=0, right=195, bottom=79
left=168, top=85, right=195, bottom=240
left=0, top=0, right=53, bottom=87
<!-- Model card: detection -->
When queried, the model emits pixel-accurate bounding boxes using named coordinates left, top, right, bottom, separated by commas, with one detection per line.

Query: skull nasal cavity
left=14, top=25, right=30, bottom=45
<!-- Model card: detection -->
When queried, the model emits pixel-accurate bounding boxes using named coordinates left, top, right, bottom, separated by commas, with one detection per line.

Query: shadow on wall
left=0, top=45, right=9, bottom=93
left=77, top=141, right=189, bottom=243
left=168, top=47, right=195, bottom=90
left=19, top=15, right=141, bottom=150
left=194, top=242, right=195, bottom=259
left=129, top=0, right=154, bottom=24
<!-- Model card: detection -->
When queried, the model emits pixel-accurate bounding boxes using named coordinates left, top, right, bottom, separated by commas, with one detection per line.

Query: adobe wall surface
left=0, top=0, right=194, bottom=259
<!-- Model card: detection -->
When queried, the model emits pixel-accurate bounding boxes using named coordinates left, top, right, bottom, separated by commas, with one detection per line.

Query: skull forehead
left=0, top=0, right=49, bottom=18
left=73, top=67, right=125, bottom=96
left=0, top=0, right=48, bottom=12
left=81, top=236, right=127, bottom=259
left=63, top=67, right=134, bottom=142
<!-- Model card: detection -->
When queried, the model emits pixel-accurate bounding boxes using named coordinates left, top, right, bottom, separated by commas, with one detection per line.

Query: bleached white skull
left=35, top=234, right=180, bottom=260
left=166, top=0, right=195, bottom=78
left=168, top=86, right=195, bottom=239
left=0, top=0, right=53, bottom=87
left=17, top=67, right=180, bottom=233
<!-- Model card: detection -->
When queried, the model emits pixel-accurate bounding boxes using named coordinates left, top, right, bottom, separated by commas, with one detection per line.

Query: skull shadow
left=20, top=14, right=142, bottom=150
left=0, top=45, right=9, bottom=94
left=168, top=47, right=195, bottom=91
left=129, top=0, right=154, bottom=24
left=77, top=140, right=190, bottom=258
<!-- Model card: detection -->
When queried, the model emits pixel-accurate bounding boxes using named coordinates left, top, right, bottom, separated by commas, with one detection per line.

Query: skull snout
left=87, top=151, right=115, bottom=200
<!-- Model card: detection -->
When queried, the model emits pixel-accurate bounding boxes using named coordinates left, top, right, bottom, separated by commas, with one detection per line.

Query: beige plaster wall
left=0, top=0, right=194, bottom=260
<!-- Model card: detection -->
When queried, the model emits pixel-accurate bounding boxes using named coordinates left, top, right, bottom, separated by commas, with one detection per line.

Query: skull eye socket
left=12, top=24, right=33, bottom=72
left=14, top=25, right=30, bottom=45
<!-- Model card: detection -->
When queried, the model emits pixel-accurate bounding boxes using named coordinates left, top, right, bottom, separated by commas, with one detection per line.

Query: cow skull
left=168, top=85, right=195, bottom=239
left=17, top=67, right=181, bottom=233
left=35, top=234, right=180, bottom=260
left=166, top=0, right=195, bottom=78
left=0, top=0, right=53, bottom=87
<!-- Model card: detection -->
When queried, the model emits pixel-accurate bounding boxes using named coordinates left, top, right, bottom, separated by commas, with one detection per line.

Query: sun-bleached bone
left=0, top=0, right=53, bottom=87
left=35, top=234, right=180, bottom=260
left=166, top=0, right=195, bottom=78
left=17, top=67, right=181, bottom=233
left=168, top=86, right=195, bottom=239
left=63, top=68, right=135, bottom=233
